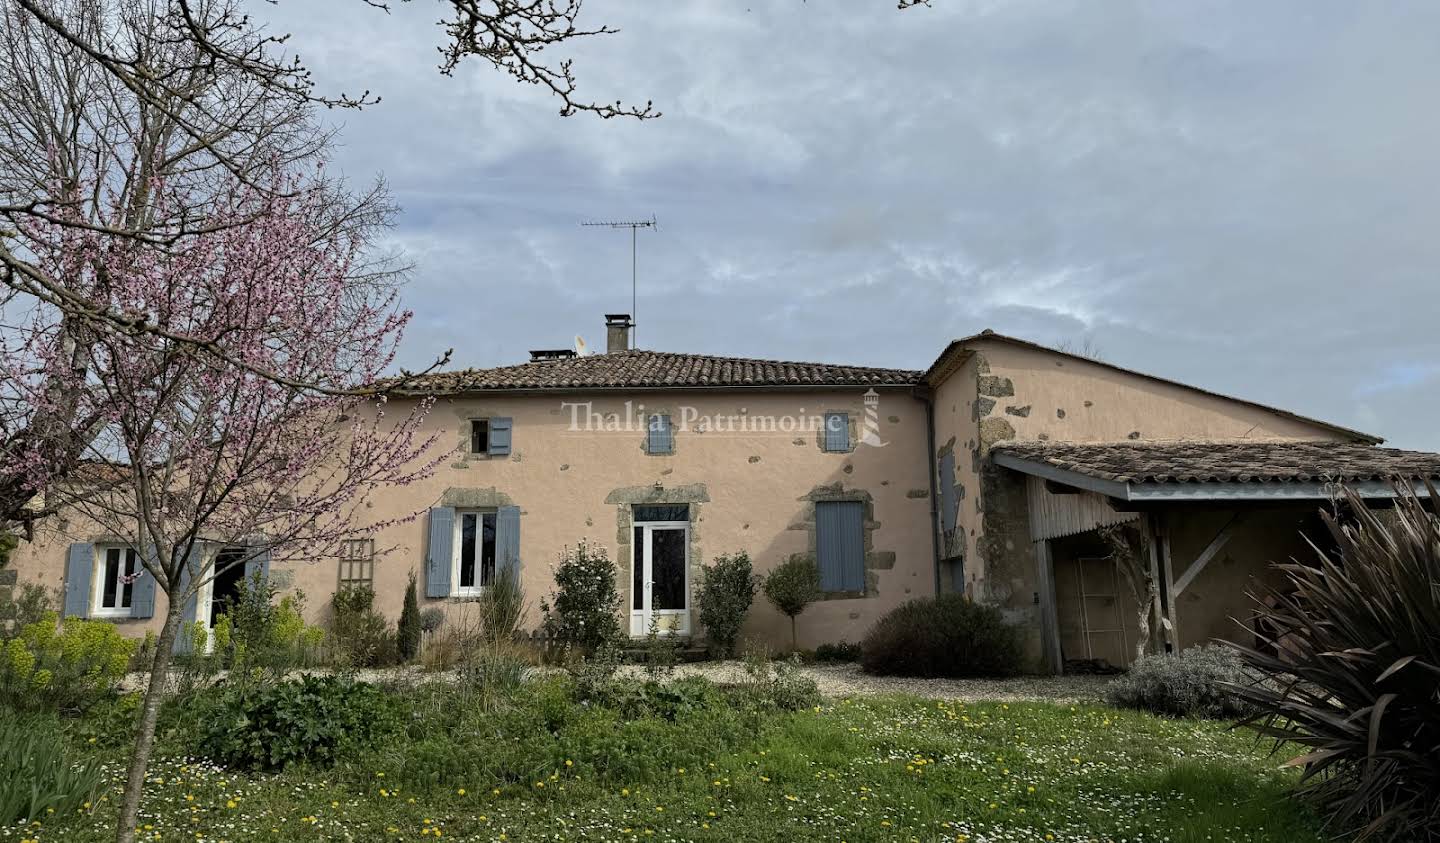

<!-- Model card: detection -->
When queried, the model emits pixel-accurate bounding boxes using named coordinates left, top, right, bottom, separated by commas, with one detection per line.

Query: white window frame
left=91, top=544, right=138, bottom=617
left=628, top=520, right=691, bottom=638
left=452, top=509, right=497, bottom=597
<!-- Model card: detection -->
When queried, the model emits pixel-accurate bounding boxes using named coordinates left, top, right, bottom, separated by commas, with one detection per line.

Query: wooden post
left=1157, top=518, right=1177, bottom=652
left=1034, top=539, right=1062, bottom=675
left=1141, top=516, right=1165, bottom=655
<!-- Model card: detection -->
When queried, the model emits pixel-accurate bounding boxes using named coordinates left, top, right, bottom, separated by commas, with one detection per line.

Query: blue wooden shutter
left=173, top=544, right=203, bottom=654
left=130, top=546, right=157, bottom=619
left=245, top=544, right=271, bottom=584
left=647, top=414, right=673, bottom=454
left=824, top=412, right=849, bottom=452
left=488, top=417, right=512, bottom=456
left=816, top=501, right=865, bottom=592
left=495, top=505, right=521, bottom=582
left=939, top=452, right=957, bottom=535
left=426, top=507, right=455, bottom=597
left=63, top=543, right=93, bottom=618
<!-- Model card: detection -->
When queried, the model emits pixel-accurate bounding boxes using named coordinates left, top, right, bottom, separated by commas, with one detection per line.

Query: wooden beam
left=1172, top=512, right=1242, bottom=596
left=1141, top=517, right=1165, bottom=655
left=1034, top=539, right=1063, bottom=675
left=1158, top=520, right=1177, bottom=652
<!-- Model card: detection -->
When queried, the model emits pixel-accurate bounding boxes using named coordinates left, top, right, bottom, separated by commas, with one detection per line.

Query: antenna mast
left=582, top=215, right=656, bottom=346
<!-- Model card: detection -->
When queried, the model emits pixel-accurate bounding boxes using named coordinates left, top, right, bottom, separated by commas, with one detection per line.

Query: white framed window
left=91, top=545, right=138, bottom=617
left=453, top=510, right=497, bottom=596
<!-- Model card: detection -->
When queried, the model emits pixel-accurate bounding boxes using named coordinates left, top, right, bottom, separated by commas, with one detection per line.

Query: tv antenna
left=582, top=215, right=656, bottom=346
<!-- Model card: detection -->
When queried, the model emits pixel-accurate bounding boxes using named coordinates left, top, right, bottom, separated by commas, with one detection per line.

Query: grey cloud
left=259, top=0, right=1440, bottom=447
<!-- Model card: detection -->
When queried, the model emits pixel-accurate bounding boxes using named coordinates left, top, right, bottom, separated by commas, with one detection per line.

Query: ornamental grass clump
left=0, top=713, right=102, bottom=824
left=1229, top=484, right=1440, bottom=842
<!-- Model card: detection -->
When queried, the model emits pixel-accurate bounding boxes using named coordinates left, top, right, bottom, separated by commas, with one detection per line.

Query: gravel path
left=619, top=661, right=1113, bottom=703
left=128, top=662, right=1112, bottom=704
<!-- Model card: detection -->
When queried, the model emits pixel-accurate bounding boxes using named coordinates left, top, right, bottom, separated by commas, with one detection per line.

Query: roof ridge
left=927, top=332, right=1382, bottom=445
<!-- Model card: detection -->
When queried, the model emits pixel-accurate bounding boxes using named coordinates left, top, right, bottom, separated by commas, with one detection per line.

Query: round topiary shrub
left=860, top=595, right=1022, bottom=678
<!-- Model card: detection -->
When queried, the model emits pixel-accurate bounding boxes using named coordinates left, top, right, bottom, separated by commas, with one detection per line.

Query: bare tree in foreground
left=26, top=162, right=446, bottom=843
left=0, top=0, right=447, bottom=533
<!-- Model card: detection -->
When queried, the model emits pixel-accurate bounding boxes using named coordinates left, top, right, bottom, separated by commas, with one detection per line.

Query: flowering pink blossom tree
left=21, top=165, right=446, bottom=843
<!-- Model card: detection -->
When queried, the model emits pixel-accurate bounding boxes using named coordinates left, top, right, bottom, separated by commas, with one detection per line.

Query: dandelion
left=457, top=788, right=466, bottom=796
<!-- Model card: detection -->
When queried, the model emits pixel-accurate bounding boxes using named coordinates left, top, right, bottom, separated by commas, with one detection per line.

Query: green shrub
left=1105, top=646, right=1254, bottom=719
left=1231, top=486, right=1440, bottom=842
left=814, top=640, right=862, bottom=663
left=0, top=582, right=55, bottom=630
left=762, top=557, right=821, bottom=651
left=540, top=540, right=622, bottom=653
left=697, top=551, right=755, bottom=658
left=0, top=713, right=102, bottom=824
left=329, top=585, right=395, bottom=668
left=396, top=571, right=421, bottom=662
left=0, top=612, right=136, bottom=713
left=735, top=645, right=821, bottom=712
left=860, top=595, right=1021, bottom=678
left=193, top=675, right=398, bottom=770
left=374, top=676, right=758, bottom=794
left=208, top=575, right=323, bottom=676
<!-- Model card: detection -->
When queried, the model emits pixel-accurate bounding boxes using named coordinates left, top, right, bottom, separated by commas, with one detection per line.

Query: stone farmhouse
left=12, top=314, right=1440, bottom=672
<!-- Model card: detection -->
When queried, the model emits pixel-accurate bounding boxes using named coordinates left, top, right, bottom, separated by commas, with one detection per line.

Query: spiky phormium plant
left=1229, top=484, right=1440, bottom=841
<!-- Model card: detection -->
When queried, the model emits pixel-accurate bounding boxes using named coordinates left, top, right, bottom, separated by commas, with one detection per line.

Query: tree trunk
left=789, top=615, right=797, bottom=653
left=115, top=603, right=184, bottom=843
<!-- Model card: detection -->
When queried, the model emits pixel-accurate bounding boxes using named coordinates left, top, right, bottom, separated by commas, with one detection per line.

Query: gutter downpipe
left=919, top=385, right=943, bottom=596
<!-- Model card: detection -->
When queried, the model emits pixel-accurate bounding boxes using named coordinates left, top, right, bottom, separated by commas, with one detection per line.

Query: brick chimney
left=605, top=313, right=633, bottom=353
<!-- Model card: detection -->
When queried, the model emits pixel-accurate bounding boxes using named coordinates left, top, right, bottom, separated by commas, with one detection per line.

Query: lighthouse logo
left=860, top=388, right=887, bottom=448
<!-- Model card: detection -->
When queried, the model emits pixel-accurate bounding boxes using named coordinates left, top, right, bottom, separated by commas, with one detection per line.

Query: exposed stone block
left=979, top=417, right=1016, bottom=445
left=1004, top=405, right=1031, bottom=417
left=978, top=375, right=1014, bottom=397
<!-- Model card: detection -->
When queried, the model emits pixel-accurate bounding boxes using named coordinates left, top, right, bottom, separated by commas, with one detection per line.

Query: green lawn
left=11, top=681, right=1323, bottom=843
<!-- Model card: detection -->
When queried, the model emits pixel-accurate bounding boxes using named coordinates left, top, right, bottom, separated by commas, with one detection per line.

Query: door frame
left=630, top=520, right=690, bottom=637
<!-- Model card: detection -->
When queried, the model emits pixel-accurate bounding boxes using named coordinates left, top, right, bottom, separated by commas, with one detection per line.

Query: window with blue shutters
left=428, top=505, right=520, bottom=598
left=91, top=545, right=139, bottom=617
left=823, top=412, right=850, bottom=452
left=647, top=414, right=673, bottom=454
left=468, top=417, right=512, bottom=456
left=815, top=500, right=865, bottom=593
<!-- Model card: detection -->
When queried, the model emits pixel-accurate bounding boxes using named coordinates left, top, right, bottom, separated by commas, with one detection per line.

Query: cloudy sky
left=261, top=1, right=1438, bottom=449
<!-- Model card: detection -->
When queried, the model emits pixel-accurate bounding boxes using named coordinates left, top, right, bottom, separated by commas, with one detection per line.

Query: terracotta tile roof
left=992, top=440, right=1440, bottom=485
left=391, top=350, right=922, bottom=394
